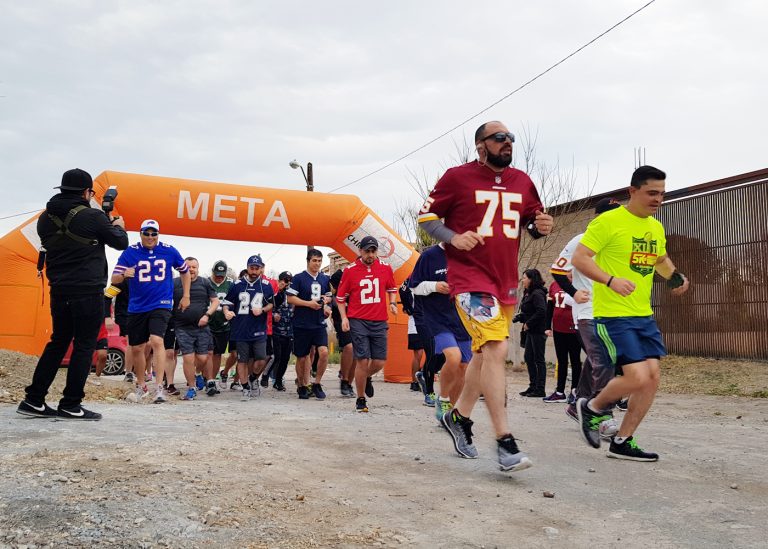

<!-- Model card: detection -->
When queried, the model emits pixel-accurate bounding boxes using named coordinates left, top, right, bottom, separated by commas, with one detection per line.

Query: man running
left=111, top=220, right=190, bottom=404
left=208, top=260, right=237, bottom=388
left=571, top=165, right=689, bottom=461
left=271, top=271, right=294, bottom=392
left=287, top=249, right=332, bottom=400
left=336, top=237, right=398, bottom=413
left=418, top=121, right=553, bottom=471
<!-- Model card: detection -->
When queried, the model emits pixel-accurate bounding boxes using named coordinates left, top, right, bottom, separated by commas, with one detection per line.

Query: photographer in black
left=18, top=168, right=128, bottom=420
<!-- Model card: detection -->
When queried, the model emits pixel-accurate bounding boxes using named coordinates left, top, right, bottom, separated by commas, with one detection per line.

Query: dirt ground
left=1, top=351, right=767, bottom=548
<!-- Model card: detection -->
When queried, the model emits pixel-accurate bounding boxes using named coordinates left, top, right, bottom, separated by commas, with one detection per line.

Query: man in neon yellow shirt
left=572, top=165, right=689, bottom=461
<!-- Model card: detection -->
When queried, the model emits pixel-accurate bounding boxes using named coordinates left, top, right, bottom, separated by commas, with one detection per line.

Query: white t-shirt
left=551, top=232, right=594, bottom=321
left=407, top=315, right=418, bottom=335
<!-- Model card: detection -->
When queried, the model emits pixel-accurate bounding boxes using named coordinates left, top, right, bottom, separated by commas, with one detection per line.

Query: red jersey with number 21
left=418, top=161, right=543, bottom=305
left=336, top=259, right=398, bottom=321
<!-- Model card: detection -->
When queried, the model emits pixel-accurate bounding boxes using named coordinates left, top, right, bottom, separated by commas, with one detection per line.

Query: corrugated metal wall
left=653, top=178, right=768, bottom=359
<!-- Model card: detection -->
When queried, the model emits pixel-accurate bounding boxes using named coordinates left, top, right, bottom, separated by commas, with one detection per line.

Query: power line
left=0, top=209, right=40, bottom=221
left=327, top=0, right=657, bottom=194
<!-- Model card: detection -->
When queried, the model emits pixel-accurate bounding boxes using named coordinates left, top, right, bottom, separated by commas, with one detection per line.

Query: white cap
left=140, top=219, right=160, bottom=232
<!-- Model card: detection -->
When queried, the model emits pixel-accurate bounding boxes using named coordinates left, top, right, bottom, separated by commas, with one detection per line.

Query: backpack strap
left=47, top=205, right=98, bottom=246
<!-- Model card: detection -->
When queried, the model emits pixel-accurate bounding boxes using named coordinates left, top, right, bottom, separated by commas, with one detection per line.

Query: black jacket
left=516, top=286, right=548, bottom=334
left=38, top=193, right=128, bottom=295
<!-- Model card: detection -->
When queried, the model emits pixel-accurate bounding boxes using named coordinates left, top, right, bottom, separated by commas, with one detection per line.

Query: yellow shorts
left=454, top=292, right=515, bottom=352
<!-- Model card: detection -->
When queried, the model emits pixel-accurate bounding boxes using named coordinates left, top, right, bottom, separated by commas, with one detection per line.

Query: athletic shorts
left=407, top=333, right=424, bottom=350
left=175, top=326, right=212, bottom=356
left=115, top=315, right=129, bottom=337
left=95, top=338, right=108, bottom=351
left=333, top=320, right=353, bottom=348
left=293, top=327, right=328, bottom=358
left=594, top=316, right=666, bottom=367
left=236, top=339, right=267, bottom=363
left=349, top=318, right=388, bottom=360
left=434, top=331, right=472, bottom=363
left=211, top=331, right=231, bottom=355
left=127, top=309, right=172, bottom=346
left=163, top=318, right=177, bottom=351
left=454, top=292, right=514, bottom=352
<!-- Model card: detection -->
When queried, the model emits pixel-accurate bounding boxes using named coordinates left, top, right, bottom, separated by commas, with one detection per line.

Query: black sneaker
left=409, top=381, right=420, bottom=392
left=312, top=383, right=326, bottom=400
left=607, top=436, right=659, bottom=462
left=355, top=397, right=369, bottom=413
left=57, top=406, right=102, bottom=421
left=16, top=400, right=58, bottom=418
left=166, top=384, right=181, bottom=396
left=260, top=375, right=269, bottom=388
left=497, top=434, right=533, bottom=472
left=297, top=385, right=310, bottom=399
left=519, top=388, right=533, bottom=396
left=365, top=377, right=374, bottom=398
left=616, top=399, right=629, bottom=411
left=576, top=398, right=613, bottom=449
left=565, top=403, right=578, bottom=422
left=273, top=382, right=286, bottom=392
left=206, top=380, right=218, bottom=397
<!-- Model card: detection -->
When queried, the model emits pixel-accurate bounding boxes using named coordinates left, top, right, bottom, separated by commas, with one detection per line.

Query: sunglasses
left=483, top=132, right=515, bottom=143
left=141, top=231, right=158, bottom=237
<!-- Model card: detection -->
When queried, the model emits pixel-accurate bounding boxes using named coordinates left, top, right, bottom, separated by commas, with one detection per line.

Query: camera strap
left=47, top=205, right=98, bottom=246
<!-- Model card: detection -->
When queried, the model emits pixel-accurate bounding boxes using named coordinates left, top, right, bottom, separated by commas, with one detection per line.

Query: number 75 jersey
left=113, top=242, right=189, bottom=313
left=418, top=161, right=542, bottom=305
left=335, top=258, right=397, bottom=321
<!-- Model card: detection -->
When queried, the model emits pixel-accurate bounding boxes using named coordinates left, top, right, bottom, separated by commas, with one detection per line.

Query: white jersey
left=550, top=232, right=594, bottom=321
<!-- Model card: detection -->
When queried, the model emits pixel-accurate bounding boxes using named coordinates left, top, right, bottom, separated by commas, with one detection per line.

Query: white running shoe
left=241, top=387, right=251, bottom=401
left=599, top=417, right=619, bottom=440
left=153, top=387, right=167, bottom=404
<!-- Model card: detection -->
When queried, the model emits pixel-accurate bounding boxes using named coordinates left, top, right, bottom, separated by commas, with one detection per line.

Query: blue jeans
left=26, top=292, right=103, bottom=409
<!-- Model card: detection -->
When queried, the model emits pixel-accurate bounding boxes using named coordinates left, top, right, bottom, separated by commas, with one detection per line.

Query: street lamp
left=289, top=160, right=313, bottom=192
left=290, top=160, right=314, bottom=252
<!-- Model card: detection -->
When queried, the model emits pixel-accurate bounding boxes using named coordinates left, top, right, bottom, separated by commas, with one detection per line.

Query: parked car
left=60, top=323, right=128, bottom=375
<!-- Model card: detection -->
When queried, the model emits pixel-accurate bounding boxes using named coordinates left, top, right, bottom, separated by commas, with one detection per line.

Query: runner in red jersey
left=418, top=120, right=554, bottom=472
left=336, top=236, right=398, bottom=412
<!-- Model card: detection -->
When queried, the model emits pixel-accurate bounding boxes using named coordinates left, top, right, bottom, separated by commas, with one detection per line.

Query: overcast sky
left=1, top=0, right=764, bottom=277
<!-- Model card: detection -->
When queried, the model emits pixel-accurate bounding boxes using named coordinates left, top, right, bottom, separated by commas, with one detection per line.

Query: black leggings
left=272, top=335, right=293, bottom=385
left=416, top=325, right=444, bottom=394
left=553, top=331, right=582, bottom=393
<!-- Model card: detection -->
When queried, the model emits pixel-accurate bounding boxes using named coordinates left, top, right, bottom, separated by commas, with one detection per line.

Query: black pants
left=553, top=331, right=582, bottom=393
left=524, top=332, right=547, bottom=393
left=272, top=335, right=293, bottom=385
left=416, top=324, right=445, bottom=395
left=26, top=292, right=103, bottom=409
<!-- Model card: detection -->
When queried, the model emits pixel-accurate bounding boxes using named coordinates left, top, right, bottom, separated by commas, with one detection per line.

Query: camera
left=102, top=186, right=118, bottom=218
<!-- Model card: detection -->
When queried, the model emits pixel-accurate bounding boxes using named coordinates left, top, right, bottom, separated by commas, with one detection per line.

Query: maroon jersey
left=336, top=258, right=397, bottom=321
left=418, top=161, right=543, bottom=305
left=549, top=281, right=576, bottom=333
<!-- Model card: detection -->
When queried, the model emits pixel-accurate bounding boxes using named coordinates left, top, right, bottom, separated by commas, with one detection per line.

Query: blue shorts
left=434, top=332, right=472, bottom=363
left=293, top=327, right=328, bottom=358
left=594, top=316, right=666, bottom=367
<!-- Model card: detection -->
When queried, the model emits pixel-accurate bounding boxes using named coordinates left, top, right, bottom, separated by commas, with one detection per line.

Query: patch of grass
left=660, top=355, right=768, bottom=398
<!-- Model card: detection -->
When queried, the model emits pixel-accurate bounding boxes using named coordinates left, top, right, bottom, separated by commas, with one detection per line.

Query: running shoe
left=497, top=434, right=533, bottom=472
left=312, top=383, right=326, bottom=400
left=409, top=381, right=420, bottom=392
left=124, top=371, right=135, bottom=383
left=135, top=384, right=149, bottom=401
left=542, top=391, right=566, bottom=403
left=166, top=384, right=180, bottom=396
left=297, top=385, right=310, bottom=400
left=435, top=397, right=452, bottom=424
left=607, top=436, right=659, bottom=462
left=365, top=377, right=374, bottom=398
left=182, top=387, right=197, bottom=401
left=195, top=374, right=205, bottom=391
left=565, top=403, right=578, bottom=422
left=441, top=409, right=478, bottom=459
left=260, top=375, right=269, bottom=388
left=414, top=371, right=426, bottom=395
left=230, top=381, right=242, bottom=391
left=56, top=406, right=102, bottom=421
left=88, top=376, right=103, bottom=386
left=219, top=370, right=229, bottom=382
left=206, top=380, right=218, bottom=397
left=617, top=399, right=629, bottom=412
left=424, top=392, right=436, bottom=407
left=16, top=400, right=58, bottom=418
left=599, top=417, right=619, bottom=440
left=518, top=387, right=533, bottom=397
left=566, top=389, right=577, bottom=405
left=577, top=398, right=613, bottom=449
left=525, top=390, right=546, bottom=398
left=355, top=397, right=369, bottom=413
left=241, top=386, right=251, bottom=401
left=250, top=384, right=261, bottom=398
left=153, top=387, right=168, bottom=404
left=273, top=382, right=286, bottom=392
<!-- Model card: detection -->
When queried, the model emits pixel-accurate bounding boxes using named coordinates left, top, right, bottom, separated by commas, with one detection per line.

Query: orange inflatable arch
left=0, top=171, right=418, bottom=382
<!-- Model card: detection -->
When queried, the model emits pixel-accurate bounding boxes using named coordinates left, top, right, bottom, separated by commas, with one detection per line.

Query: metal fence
left=653, top=175, right=768, bottom=359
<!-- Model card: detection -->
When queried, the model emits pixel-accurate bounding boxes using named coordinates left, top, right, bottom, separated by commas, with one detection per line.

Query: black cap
left=55, top=168, right=93, bottom=192
left=278, top=270, right=293, bottom=282
left=359, top=236, right=378, bottom=250
left=212, top=260, right=227, bottom=275
left=595, top=198, right=621, bottom=215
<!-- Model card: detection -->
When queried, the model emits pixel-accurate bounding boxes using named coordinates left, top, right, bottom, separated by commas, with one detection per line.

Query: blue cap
left=247, top=254, right=264, bottom=267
